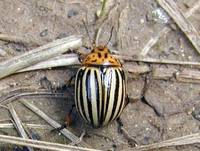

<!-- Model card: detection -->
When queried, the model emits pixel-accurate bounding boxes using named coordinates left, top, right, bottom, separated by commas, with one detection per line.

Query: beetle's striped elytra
left=75, top=45, right=127, bottom=127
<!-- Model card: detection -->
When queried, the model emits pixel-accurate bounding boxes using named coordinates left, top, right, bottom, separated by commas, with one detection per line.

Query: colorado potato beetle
left=75, top=45, right=127, bottom=127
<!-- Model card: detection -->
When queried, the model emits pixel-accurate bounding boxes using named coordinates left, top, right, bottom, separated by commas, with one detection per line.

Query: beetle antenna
left=82, top=20, right=94, bottom=48
left=105, top=26, right=114, bottom=46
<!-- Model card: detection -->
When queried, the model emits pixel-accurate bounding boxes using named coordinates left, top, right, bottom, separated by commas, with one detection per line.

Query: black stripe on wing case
left=86, top=70, right=94, bottom=126
left=94, top=70, right=100, bottom=123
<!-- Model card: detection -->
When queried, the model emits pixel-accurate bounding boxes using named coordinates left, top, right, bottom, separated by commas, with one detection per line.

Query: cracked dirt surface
left=0, top=0, right=200, bottom=150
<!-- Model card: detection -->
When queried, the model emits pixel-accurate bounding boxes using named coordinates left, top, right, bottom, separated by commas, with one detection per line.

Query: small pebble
left=140, top=19, right=145, bottom=24
left=0, top=47, right=7, bottom=56
left=68, top=9, right=78, bottom=18
left=39, top=6, right=48, bottom=12
left=192, top=109, right=200, bottom=121
left=145, top=127, right=150, bottom=131
left=39, top=76, right=52, bottom=91
left=40, top=29, right=48, bottom=37
left=133, top=36, right=139, bottom=40
left=188, top=56, right=192, bottom=60
left=147, top=7, right=170, bottom=24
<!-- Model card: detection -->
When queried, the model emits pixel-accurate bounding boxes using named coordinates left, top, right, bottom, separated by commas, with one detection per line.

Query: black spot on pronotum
left=92, top=59, right=97, bottom=62
left=104, top=53, right=108, bottom=58
left=98, top=53, right=102, bottom=58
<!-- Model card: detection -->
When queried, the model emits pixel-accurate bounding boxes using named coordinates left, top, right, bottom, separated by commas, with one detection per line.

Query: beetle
left=74, top=45, right=127, bottom=128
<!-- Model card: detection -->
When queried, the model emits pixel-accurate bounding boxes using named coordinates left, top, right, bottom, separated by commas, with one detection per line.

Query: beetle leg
left=69, top=48, right=88, bottom=63
left=70, top=130, right=86, bottom=146
left=51, top=124, right=67, bottom=132
left=116, top=117, right=138, bottom=146
left=66, top=74, right=76, bottom=88
left=124, top=95, right=130, bottom=109
left=51, top=104, right=76, bottom=132
left=64, top=104, right=76, bottom=126
left=116, top=117, right=123, bottom=133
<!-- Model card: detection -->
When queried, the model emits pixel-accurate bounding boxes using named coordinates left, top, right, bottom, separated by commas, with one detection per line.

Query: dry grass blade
left=0, top=134, right=101, bottom=151
left=96, top=0, right=115, bottom=18
left=135, top=133, right=200, bottom=150
left=0, top=123, right=51, bottom=129
left=141, top=0, right=200, bottom=56
left=118, top=55, right=200, bottom=67
left=175, top=68, right=200, bottom=83
left=0, top=88, right=65, bottom=105
left=15, top=52, right=200, bottom=79
left=0, top=35, right=82, bottom=79
left=8, top=104, right=33, bottom=151
left=141, top=27, right=170, bottom=56
left=18, top=54, right=80, bottom=73
left=20, top=100, right=91, bottom=148
left=157, top=0, right=200, bottom=54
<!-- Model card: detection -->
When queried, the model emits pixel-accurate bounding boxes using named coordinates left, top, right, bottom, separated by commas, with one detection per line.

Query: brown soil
left=0, top=0, right=200, bottom=151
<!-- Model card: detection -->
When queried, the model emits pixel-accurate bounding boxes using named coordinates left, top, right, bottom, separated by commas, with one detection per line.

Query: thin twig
left=134, top=133, right=200, bottom=151
left=141, top=0, right=200, bottom=56
left=0, top=123, right=51, bottom=129
left=120, top=127, right=138, bottom=147
left=0, top=134, right=101, bottom=151
left=0, top=35, right=82, bottom=79
left=69, top=131, right=86, bottom=146
left=20, top=100, right=91, bottom=148
left=0, top=104, right=9, bottom=110
left=140, top=27, right=170, bottom=56
left=118, top=55, right=200, bottom=67
left=157, top=0, right=200, bottom=54
left=175, top=68, right=200, bottom=83
left=8, top=104, right=34, bottom=151
left=0, top=88, right=66, bottom=105
left=95, top=0, right=116, bottom=43
left=97, top=0, right=107, bottom=18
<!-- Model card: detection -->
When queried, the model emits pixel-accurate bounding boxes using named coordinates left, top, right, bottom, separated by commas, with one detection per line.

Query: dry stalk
left=175, top=68, right=200, bottom=83
left=119, top=55, right=200, bottom=67
left=0, top=104, right=9, bottom=110
left=0, top=35, right=82, bottom=79
left=18, top=54, right=79, bottom=73
left=20, top=100, right=91, bottom=148
left=134, top=133, right=200, bottom=151
left=141, top=0, right=200, bottom=56
left=157, top=0, right=200, bottom=54
left=4, top=52, right=200, bottom=84
left=141, top=27, right=170, bottom=56
left=0, top=134, right=101, bottom=151
left=0, top=88, right=65, bottom=105
left=8, top=104, right=34, bottom=151
left=0, top=123, right=51, bottom=129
